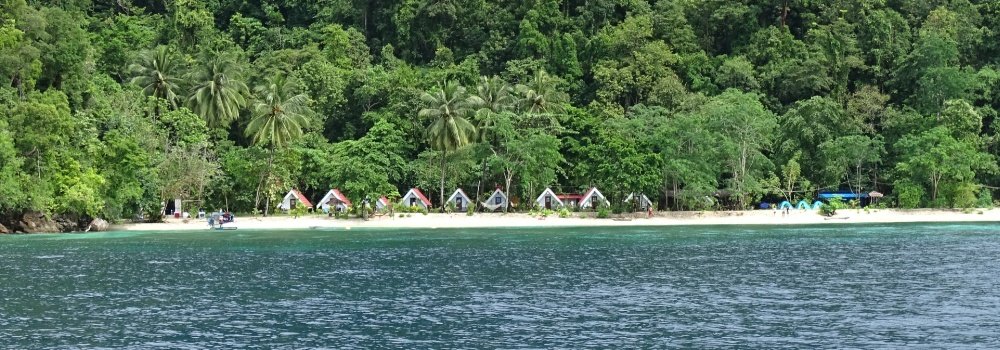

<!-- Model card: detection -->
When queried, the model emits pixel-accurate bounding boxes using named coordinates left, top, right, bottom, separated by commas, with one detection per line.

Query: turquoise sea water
left=1, top=224, right=999, bottom=349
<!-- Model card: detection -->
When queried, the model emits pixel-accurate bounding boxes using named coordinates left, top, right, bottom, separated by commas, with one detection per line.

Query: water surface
left=1, top=224, right=999, bottom=348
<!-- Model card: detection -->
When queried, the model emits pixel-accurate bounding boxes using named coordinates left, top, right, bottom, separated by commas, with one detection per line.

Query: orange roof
left=330, top=188, right=352, bottom=206
left=409, top=188, right=432, bottom=206
left=292, top=189, right=313, bottom=207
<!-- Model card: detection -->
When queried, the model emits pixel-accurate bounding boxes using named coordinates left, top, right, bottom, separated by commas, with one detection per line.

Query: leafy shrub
left=290, top=205, right=307, bottom=218
left=466, top=206, right=474, bottom=216
left=819, top=197, right=844, bottom=217
left=398, top=213, right=405, bottom=218
left=977, top=188, right=994, bottom=209
left=421, top=206, right=429, bottom=215
left=558, top=207, right=570, bottom=218
left=596, top=207, right=610, bottom=219
left=445, top=201, right=456, bottom=213
left=894, top=181, right=924, bottom=209
left=954, top=186, right=977, bottom=209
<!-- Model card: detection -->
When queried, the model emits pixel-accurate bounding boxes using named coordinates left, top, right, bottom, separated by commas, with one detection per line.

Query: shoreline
left=111, top=209, right=1000, bottom=232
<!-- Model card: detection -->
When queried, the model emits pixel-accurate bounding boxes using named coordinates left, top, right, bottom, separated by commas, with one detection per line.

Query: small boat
left=208, top=213, right=238, bottom=230
left=211, top=222, right=238, bottom=230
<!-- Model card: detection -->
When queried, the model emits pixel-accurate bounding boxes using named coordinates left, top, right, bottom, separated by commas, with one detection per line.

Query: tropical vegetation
left=3, top=0, right=1000, bottom=229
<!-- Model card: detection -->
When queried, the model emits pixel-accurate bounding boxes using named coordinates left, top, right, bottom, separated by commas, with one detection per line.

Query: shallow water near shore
left=2, top=224, right=1000, bottom=349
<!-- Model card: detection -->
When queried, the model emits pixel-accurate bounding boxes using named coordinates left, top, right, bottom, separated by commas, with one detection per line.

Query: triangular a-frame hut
left=624, top=192, right=653, bottom=211
left=579, top=187, right=608, bottom=209
left=400, top=188, right=431, bottom=209
left=482, top=188, right=509, bottom=211
left=446, top=188, right=472, bottom=211
left=317, top=188, right=352, bottom=212
left=278, top=189, right=313, bottom=211
left=535, top=187, right=563, bottom=210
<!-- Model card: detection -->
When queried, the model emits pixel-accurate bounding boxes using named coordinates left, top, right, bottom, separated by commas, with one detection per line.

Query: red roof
left=378, top=196, right=389, bottom=206
left=409, top=188, right=432, bottom=206
left=292, top=189, right=313, bottom=208
left=330, top=188, right=352, bottom=206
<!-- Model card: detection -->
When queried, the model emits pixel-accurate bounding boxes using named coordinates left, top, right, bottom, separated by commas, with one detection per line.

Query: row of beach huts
left=275, top=186, right=656, bottom=213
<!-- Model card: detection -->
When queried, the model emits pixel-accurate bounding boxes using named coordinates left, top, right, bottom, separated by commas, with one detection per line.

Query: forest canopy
left=2, top=0, right=1000, bottom=223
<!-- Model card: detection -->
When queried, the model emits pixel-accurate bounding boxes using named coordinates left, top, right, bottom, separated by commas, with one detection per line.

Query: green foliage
left=558, top=207, right=570, bottom=218
left=290, top=205, right=307, bottom=218
left=596, top=206, right=610, bottom=219
left=894, top=181, right=925, bottom=209
left=819, top=197, right=845, bottom=217
left=9, top=0, right=1000, bottom=230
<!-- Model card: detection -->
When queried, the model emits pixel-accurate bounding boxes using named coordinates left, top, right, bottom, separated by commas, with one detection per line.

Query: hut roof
left=287, top=189, right=313, bottom=208
left=404, top=188, right=432, bottom=206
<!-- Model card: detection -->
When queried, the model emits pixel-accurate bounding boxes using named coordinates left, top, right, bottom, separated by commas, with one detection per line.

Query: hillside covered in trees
left=3, top=0, right=1000, bottom=228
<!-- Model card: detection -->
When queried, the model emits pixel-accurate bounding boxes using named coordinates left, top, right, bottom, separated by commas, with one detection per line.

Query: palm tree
left=515, top=70, right=569, bottom=115
left=129, top=46, right=184, bottom=112
left=245, top=75, right=312, bottom=216
left=419, top=81, right=477, bottom=211
left=467, top=76, right=514, bottom=142
left=467, top=76, right=514, bottom=206
left=187, top=52, right=249, bottom=128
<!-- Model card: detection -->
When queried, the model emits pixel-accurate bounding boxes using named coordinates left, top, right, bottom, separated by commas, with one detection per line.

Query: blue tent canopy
left=812, top=201, right=824, bottom=209
left=818, top=192, right=869, bottom=200
left=779, top=201, right=793, bottom=209
left=796, top=200, right=811, bottom=209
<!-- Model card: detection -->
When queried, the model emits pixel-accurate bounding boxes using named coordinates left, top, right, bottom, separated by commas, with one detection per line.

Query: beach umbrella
left=869, top=191, right=884, bottom=204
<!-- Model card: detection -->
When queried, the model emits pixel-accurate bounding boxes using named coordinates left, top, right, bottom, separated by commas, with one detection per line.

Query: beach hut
left=375, top=196, right=390, bottom=211
left=277, top=189, right=313, bottom=211
left=446, top=189, right=472, bottom=211
left=579, top=187, right=608, bottom=209
left=535, top=187, right=564, bottom=209
left=482, top=188, right=509, bottom=211
left=400, top=188, right=432, bottom=210
left=624, top=193, right=654, bottom=211
left=317, top=188, right=352, bottom=213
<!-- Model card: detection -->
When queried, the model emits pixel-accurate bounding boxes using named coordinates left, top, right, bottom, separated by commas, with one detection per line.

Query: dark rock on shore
left=1, top=212, right=97, bottom=233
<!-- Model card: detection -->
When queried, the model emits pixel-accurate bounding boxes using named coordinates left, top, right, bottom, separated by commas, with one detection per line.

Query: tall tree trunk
left=504, top=169, right=513, bottom=213
left=263, top=147, right=276, bottom=217
left=475, top=159, right=487, bottom=211
left=439, top=149, right=447, bottom=213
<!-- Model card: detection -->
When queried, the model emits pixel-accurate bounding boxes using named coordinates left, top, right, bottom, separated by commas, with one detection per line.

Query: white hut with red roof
left=375, top=196, right=391, bottom=211
left=317, top=188, right=352, bottom=212
left=400, top=188, right=432, bottom=210
left=277, top=189, right=313, bottom=211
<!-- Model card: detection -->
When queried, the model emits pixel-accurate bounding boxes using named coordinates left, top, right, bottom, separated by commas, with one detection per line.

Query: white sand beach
left=113, top=209, right=1000, bottom=231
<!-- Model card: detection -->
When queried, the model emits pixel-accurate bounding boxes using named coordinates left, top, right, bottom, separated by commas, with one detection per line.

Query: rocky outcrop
left=87, top=218, right=110, bottom=232
left=0, top=222, right=8, bottom=234
left=16, top=212, right=63, bottom=233
left=1, top=212, right=95, bottom=233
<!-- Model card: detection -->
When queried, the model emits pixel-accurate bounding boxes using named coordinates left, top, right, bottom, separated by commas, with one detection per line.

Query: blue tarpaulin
left=779, top=201, right=793, bottom=209
left=818, top=192, right=869, bottom=200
